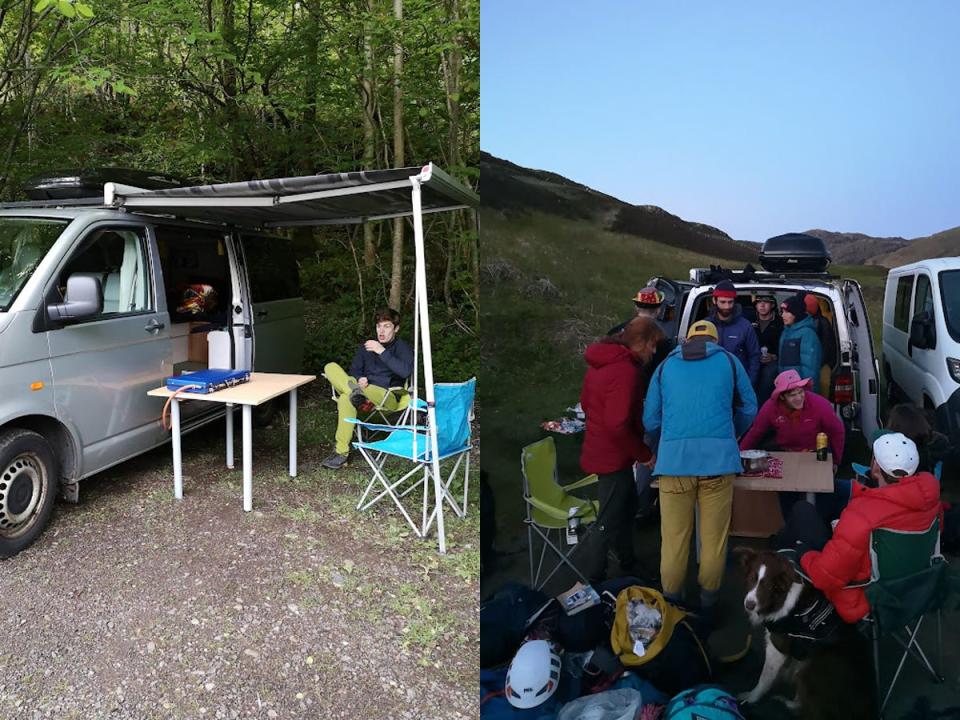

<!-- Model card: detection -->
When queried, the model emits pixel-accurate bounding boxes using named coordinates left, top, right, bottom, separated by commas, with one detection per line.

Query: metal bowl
left=740, top=449, right=770, bottom=474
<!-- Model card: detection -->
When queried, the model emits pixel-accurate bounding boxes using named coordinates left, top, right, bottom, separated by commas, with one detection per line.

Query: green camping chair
left=522, top=437, right=599, bottom=590
left=860, top=517, right=947, bottom=715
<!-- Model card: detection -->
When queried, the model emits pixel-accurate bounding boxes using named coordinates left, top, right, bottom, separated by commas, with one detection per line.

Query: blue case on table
left=165, top=368, right=251, bottom=394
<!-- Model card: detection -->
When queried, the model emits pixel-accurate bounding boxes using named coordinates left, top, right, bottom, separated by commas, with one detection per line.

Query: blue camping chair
left=348, top=378, right=475, bottom=537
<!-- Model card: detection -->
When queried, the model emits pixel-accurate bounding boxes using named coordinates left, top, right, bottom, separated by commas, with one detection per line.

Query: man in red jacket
left=783, top=433, right=942, bottom=622
left=580, top=316, right=664, bottom=581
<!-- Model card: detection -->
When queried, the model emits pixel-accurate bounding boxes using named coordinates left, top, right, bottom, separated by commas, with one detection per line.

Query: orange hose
left=161, top=385, right=202, bottom=431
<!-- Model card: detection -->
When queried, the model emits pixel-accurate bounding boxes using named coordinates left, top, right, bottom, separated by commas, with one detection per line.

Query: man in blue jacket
left=322, top=308, right=414, bottom=469
left=708, top=280, right=761, bottom=386
left=643, top=320, right=758, bottom=617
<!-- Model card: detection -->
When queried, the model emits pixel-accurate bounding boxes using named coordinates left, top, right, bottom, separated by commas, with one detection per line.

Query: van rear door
left=843, top=279, right=880, bottom=438
left=239, top=235, right=304, bottom=373
left=648, top=276, right=693, bottom=340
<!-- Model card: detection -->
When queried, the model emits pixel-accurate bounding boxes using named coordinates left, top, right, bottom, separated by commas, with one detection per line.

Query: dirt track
left=0, top=388, right=479, bottom=719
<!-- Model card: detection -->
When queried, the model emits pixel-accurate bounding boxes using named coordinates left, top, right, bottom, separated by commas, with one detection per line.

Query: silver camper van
left=0, top=175, right=304, bottom=556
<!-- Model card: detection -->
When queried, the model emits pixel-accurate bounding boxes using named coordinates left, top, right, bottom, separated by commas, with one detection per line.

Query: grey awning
left=108, top=163, right=478, bottom=229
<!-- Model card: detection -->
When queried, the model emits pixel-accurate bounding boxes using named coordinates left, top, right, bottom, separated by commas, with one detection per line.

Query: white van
left=882, top=258, right=960, bottom=441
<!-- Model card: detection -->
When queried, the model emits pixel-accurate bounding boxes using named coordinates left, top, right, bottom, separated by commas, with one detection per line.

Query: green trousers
left=324, top=362, right=402, bottom=454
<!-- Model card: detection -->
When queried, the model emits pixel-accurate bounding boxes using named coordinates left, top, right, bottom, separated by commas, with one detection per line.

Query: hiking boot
left=321, top=453, right=349, bottom=469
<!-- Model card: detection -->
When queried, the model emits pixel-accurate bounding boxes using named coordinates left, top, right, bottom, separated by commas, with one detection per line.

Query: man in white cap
left=782, top=433, right=942, bottom=623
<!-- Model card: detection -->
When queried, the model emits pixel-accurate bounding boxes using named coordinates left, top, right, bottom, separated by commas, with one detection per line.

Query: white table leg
left=243, top=404, right=253, bottom=512
left=805, top=491, right=815, bottom=504
left=226, top=402, right=234, bottom=469
left=289, top=388, right=297, bottom=478
left=172, top=398, right=183, bottom=500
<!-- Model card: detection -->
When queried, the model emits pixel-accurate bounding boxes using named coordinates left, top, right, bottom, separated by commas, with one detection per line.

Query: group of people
left=579, top=283, right=943, bottom=625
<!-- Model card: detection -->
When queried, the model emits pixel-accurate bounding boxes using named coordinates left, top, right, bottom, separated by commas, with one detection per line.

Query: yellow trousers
left=324, top=362, right=401, bottom=454
left=658, top=474, right=735, bottom=597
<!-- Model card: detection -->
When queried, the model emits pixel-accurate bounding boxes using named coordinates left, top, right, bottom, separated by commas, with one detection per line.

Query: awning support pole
left=410, top=175, right=446, bottom=554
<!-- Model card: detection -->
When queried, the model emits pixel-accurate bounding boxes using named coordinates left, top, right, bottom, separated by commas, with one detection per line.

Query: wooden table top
left=734, top=451, right=834, bottom=493
left=147, top=372, right=316, bottom=407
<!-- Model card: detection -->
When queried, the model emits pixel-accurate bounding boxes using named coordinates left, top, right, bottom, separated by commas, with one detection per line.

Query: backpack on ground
left=663, top=685, right=744, bottom=720
left=609, top=586, right=713, bottom=696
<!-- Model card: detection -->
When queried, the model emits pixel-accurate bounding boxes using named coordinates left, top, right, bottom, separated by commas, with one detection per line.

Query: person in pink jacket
left=740, top=369, right=846, bottom=517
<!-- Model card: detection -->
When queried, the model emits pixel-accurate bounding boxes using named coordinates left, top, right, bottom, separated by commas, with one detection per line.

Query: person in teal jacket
left=778, top=294, right=823, bottom=395
left=643, top=320, right=758, bottom=614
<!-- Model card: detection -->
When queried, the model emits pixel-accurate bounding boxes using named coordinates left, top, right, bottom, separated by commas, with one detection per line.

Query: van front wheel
left=0, top=429, right=57, bottom=558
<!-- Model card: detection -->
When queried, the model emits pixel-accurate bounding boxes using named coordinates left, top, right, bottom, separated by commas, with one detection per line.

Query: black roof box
left=22, top=169, right=184, bottom=201
left=759, top=233, right=831, bottom=274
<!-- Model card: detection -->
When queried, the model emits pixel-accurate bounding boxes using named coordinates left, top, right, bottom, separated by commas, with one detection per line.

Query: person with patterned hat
left=707, top=280, right=761, bottom=386
left=607, top=286, right=666, bottom=336
left=643, top=318, right=758, bottom=618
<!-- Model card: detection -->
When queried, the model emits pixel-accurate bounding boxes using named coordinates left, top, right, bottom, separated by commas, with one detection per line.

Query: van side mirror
left=909, top=311, right=935, bottom=350
left=47, top=273, right=103, bottom=323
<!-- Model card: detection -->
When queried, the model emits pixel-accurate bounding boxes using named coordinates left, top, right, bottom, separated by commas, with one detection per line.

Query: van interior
left=690, top=289, right=840, bottom=376
left=156, top=226, right=232, bottom=373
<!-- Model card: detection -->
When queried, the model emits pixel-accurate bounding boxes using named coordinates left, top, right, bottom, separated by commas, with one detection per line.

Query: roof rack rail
left=689, top=264, right=834, bottom=285
left=0, top=197, right=107, bottom=210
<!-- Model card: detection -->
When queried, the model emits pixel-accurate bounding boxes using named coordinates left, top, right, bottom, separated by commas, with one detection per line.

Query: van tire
left=0, top=429, right=58, bottom=558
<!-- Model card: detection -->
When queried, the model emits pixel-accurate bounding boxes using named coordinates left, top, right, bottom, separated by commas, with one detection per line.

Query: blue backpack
left=663, top=685, right=744, bottom=720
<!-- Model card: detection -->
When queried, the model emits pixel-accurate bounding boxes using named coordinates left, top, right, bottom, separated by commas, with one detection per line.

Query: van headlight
left=948, top=358, right=960, bottom=384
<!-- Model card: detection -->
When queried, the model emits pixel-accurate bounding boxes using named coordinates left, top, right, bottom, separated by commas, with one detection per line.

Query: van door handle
left=256, top=310, right=268, bottom=318
left=144, top=318, right=165, bottom=333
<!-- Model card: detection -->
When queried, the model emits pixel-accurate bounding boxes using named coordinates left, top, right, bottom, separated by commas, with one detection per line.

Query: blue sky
left=481, top=3, right=960, bottom=241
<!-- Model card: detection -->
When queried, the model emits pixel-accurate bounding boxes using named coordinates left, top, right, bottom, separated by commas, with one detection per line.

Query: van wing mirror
left=47, top=273, right=103, bottom=323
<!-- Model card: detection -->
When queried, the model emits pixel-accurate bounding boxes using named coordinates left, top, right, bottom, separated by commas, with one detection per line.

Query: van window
left=940, top=270, right=960, bottom=343
left=915, top=274, right=934, bottom=318
left=56, top=227, right=151, bottom=316
left=0, top=217, right=68, bottom=311
left=893, top=275, right=914, bottom=332
left=156, top=226, right=231, bottom=324
left=241, top=235, right=300, bottom=301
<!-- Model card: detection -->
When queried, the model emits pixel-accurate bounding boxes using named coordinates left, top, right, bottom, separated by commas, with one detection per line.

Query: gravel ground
left=0, top=386, right=479, bottom=719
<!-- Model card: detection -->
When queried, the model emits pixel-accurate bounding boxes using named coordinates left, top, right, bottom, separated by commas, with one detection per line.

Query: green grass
left=480, top=208, right=891, bottom=549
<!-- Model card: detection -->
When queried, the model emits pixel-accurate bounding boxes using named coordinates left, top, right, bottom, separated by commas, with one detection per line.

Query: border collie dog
left=735, top=547, right=876, bottom=720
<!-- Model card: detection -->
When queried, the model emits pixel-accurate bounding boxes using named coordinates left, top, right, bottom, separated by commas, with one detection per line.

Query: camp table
left=730, top=450, right=834, bottom=537
left=148, top=372, right=316, bottom=511
left=651, top=450, right=834, bottom=539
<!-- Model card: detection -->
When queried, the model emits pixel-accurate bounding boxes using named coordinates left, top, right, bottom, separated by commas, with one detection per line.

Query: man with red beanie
left=708, top=280, right=761, bottom=385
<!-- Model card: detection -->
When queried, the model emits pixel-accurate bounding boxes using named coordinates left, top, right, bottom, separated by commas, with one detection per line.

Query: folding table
left=148, top=372, right=315, bottom=511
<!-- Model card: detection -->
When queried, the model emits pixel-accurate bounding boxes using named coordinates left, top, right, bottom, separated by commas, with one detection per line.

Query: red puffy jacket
left=579, top=343, right=651, bottom=475
left=801, top=472, right=942, bottom=622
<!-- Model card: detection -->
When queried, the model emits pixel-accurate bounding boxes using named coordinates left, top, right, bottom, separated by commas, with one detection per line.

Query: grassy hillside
left=480, top=207, right=889, bottom=554
left=873, top=226, right=960, bottom=267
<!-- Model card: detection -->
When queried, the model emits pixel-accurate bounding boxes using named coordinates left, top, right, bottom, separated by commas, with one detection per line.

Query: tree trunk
left=361, top=0, right=377, bottom=267
left=388, top=0, right=404, bottom=310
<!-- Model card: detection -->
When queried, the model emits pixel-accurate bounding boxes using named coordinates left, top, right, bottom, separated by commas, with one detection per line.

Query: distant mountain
left=872, top=226, right=960, bottom=268
left=480, top=152, right=756, bottom=262
left=803, top=229, right=910, bottom=266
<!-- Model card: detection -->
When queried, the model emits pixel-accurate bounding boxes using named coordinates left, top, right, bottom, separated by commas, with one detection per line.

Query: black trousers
left=777, top=500, right=832, bottom=552
left=590, top=467, right=637, bottom=581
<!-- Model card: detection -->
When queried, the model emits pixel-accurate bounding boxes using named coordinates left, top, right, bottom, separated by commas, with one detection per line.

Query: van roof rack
left=21, top=169, right=184, bottom=201
left=690, top=264, right=834, bottom=285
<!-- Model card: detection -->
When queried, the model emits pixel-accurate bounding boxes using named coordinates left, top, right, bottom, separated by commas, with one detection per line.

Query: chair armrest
left=345, top=418, right=427, bottom=432
left=526, top=495, right=582, bottom=521
left=565, top=473, right=599, bottom=491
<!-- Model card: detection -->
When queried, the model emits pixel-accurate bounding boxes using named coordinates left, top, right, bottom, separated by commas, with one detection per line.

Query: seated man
left=321, top=307, right=414, bottom=469
left=779, top=433, right=942, bottom=623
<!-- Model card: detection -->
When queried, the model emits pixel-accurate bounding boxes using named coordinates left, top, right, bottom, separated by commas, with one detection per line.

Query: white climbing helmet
left=505, top=639, right=562, bottom=709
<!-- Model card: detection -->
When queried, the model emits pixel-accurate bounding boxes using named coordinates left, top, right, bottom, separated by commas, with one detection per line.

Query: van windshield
left=940, top=270, right=960, bottom=343
left=0, top=218, right=68, bottom=311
